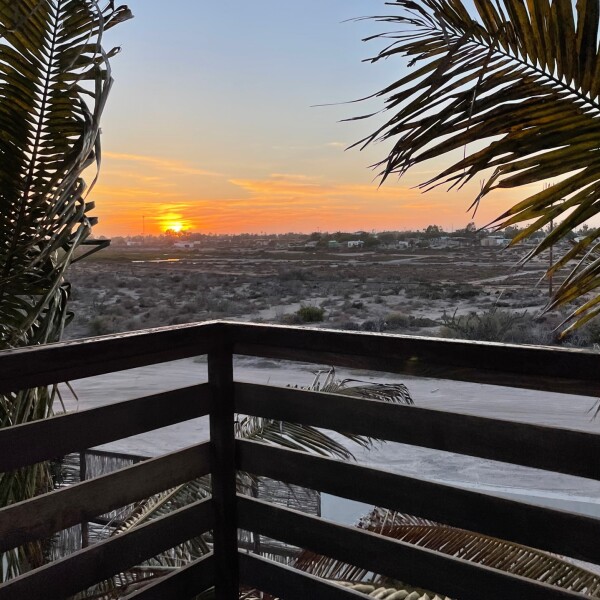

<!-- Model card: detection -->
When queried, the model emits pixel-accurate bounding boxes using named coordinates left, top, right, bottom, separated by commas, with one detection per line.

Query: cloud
left=103, top=152, right=222, bottom=177
left=91, top=170, right=531, bottom=236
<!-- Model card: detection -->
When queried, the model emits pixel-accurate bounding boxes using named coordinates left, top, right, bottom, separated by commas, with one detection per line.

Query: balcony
left=0, top=321, right=599, bottom=599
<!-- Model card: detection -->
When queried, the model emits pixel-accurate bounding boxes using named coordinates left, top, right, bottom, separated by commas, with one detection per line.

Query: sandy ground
left=60, top=356, right=600, bottom=520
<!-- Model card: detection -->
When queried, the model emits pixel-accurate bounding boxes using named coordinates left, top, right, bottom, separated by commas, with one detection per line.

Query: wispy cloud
left=103, top=152, right=222, bottom=177
left=92, top=170, right=527, bottom=236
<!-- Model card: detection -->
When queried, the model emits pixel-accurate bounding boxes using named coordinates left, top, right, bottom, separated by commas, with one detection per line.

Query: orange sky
left=90, top=1, right=535, bottom=237
left=91, top=150, right=537, bottom=236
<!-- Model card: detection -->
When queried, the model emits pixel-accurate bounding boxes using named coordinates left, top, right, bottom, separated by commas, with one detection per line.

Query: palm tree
left=0, top=0, right=132, bottom=580
left=353, top=0, right=600, bottom=334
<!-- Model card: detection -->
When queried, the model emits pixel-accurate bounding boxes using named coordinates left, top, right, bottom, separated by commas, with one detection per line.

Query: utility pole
left=545, top=183, right=554, bottom=299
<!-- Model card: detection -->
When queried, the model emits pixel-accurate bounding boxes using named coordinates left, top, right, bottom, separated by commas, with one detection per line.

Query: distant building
left=480, top=236, right=506, bottom=247
left=174, top=241, right=200, bottom=249
left=347, top=240, right=365, bottom=249
left=328, top=240, right=340, bottom=249
left=304, top=241, right=319, bottom=249
left=126, top=241, right=143, bottom=247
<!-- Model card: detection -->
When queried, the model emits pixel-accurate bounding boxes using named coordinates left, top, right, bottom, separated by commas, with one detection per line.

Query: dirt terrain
left=67, top=242, right=596, bottom=347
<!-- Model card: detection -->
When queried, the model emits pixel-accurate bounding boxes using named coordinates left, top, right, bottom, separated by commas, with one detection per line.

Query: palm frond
left=357, top=0, right=600, bottom=330
left=0, top=0, right=132, bottom=350
left=0, top=0, right=131, bottom=581
left=294, top=507, right=600, bottom=597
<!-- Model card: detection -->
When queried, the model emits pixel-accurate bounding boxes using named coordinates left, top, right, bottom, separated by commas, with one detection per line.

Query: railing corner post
left=208, top=339, right=238, bottom=600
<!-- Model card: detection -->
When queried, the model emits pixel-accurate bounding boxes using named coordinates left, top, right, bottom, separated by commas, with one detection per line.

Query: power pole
left=545, top=183, right=554, bottom=299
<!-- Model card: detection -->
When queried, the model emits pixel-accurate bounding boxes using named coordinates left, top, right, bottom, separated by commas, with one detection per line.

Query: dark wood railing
left=0, top=321, right=599, bottom=599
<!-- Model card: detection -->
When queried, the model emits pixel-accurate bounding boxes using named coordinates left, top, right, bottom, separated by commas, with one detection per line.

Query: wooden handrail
left=235, top=382, right=600, bottom=480
left=0, top=321, right=598, bottom=599
left=0, top=384, right=211, bottom=472
left=1, top=321, right=598, bottom=395
left=237, top=439, right=600, bottom=565
left=0, top=443, right=211, bottom=553
left=237, top=495, right=584, bottom=600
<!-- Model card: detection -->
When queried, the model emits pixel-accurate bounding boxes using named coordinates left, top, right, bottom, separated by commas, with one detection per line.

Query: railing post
left=209, top=340, right=238, bottom=600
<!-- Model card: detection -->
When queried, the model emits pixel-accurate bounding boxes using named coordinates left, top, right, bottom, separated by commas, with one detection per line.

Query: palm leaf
left=356, top=0, right=600, bottom=330
left=293, top=507, right=600, bottom=597
left=0, top=0, right=131, bottom=581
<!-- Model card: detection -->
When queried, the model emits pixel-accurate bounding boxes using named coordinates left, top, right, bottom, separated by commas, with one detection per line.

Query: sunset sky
left=93, top=0, right=533, bottom=236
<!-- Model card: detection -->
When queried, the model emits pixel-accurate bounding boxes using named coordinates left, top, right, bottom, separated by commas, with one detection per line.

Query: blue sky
left=95, top=0, right=518, bottom=235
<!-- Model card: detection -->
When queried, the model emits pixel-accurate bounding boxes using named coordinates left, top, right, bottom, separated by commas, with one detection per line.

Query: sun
left=167, top=222, right=184, bottom=233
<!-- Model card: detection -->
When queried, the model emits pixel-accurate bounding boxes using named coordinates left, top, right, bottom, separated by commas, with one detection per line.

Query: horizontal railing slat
left=0, top=384, right=211, bottom=472
left=238, top=440, right=600, bottom=565
left=235, top=382, right=600, bottom=481
left=0, top=442, right=211, bottom=553
left=229, top=322, right=600, bottom=397
left=239, top=553, right=368, bottom=600
left=123, top=553, right=215, bottom=600
left=0, top=499, right=214, bottom=600
left=237, top=496, right=585, bottom=600
left=0, top=321, right=223, bottom=393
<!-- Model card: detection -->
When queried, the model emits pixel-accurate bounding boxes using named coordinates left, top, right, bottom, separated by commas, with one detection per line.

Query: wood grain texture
left=235, top=382, right=600, bottom=480
left=239, top=553, right=368, bottom=600
left=0, top=500, right=214, bottom=600
left=0, top=384, right=211, bottom=472
left=237, top=496, right=585, bottom=600
left=0, top=442, right=211, bottom=553
left=237, top=439, right=600, bottom=565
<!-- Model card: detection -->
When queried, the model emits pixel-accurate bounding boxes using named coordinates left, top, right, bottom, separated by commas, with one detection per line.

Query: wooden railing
left=0, top=320, right=599, bottom=599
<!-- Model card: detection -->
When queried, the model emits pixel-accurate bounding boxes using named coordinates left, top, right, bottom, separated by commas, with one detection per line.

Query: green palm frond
left=356, top=0, right=600, bottom=331
left=0, top=0, right=131, bottom=581
left=294, top=507, right=600, bottom=597
left=0, top=0, right=132, bottom=350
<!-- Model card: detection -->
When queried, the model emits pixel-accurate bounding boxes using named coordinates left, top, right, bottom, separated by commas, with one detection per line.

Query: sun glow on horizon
left=167, top=221, right=184, bottom=233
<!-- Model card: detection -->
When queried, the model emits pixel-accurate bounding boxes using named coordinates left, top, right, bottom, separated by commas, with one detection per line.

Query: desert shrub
left=279, top=268, right=308, bottom=281
left=440, top=308, right=556, bottom=344
left=386, top=312, right=410, bottom=329
left=405, top=282, right=445, bottom=300
left=410, top=316, right=439, bottom=327
left=280, top=313, right=303, bottom=325
left=333, top=320, right=361, bottom=331
left=296, top=305, right=325, bottom=323
left=361, top=318, right=387, bottom=332
left=448, top=284, right=479, bottom=300
left=88, top=316, right=120, bottom=336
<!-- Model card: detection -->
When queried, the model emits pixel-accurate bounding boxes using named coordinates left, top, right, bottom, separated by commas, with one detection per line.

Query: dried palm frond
left=294, top=507, right=600, bottom=597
